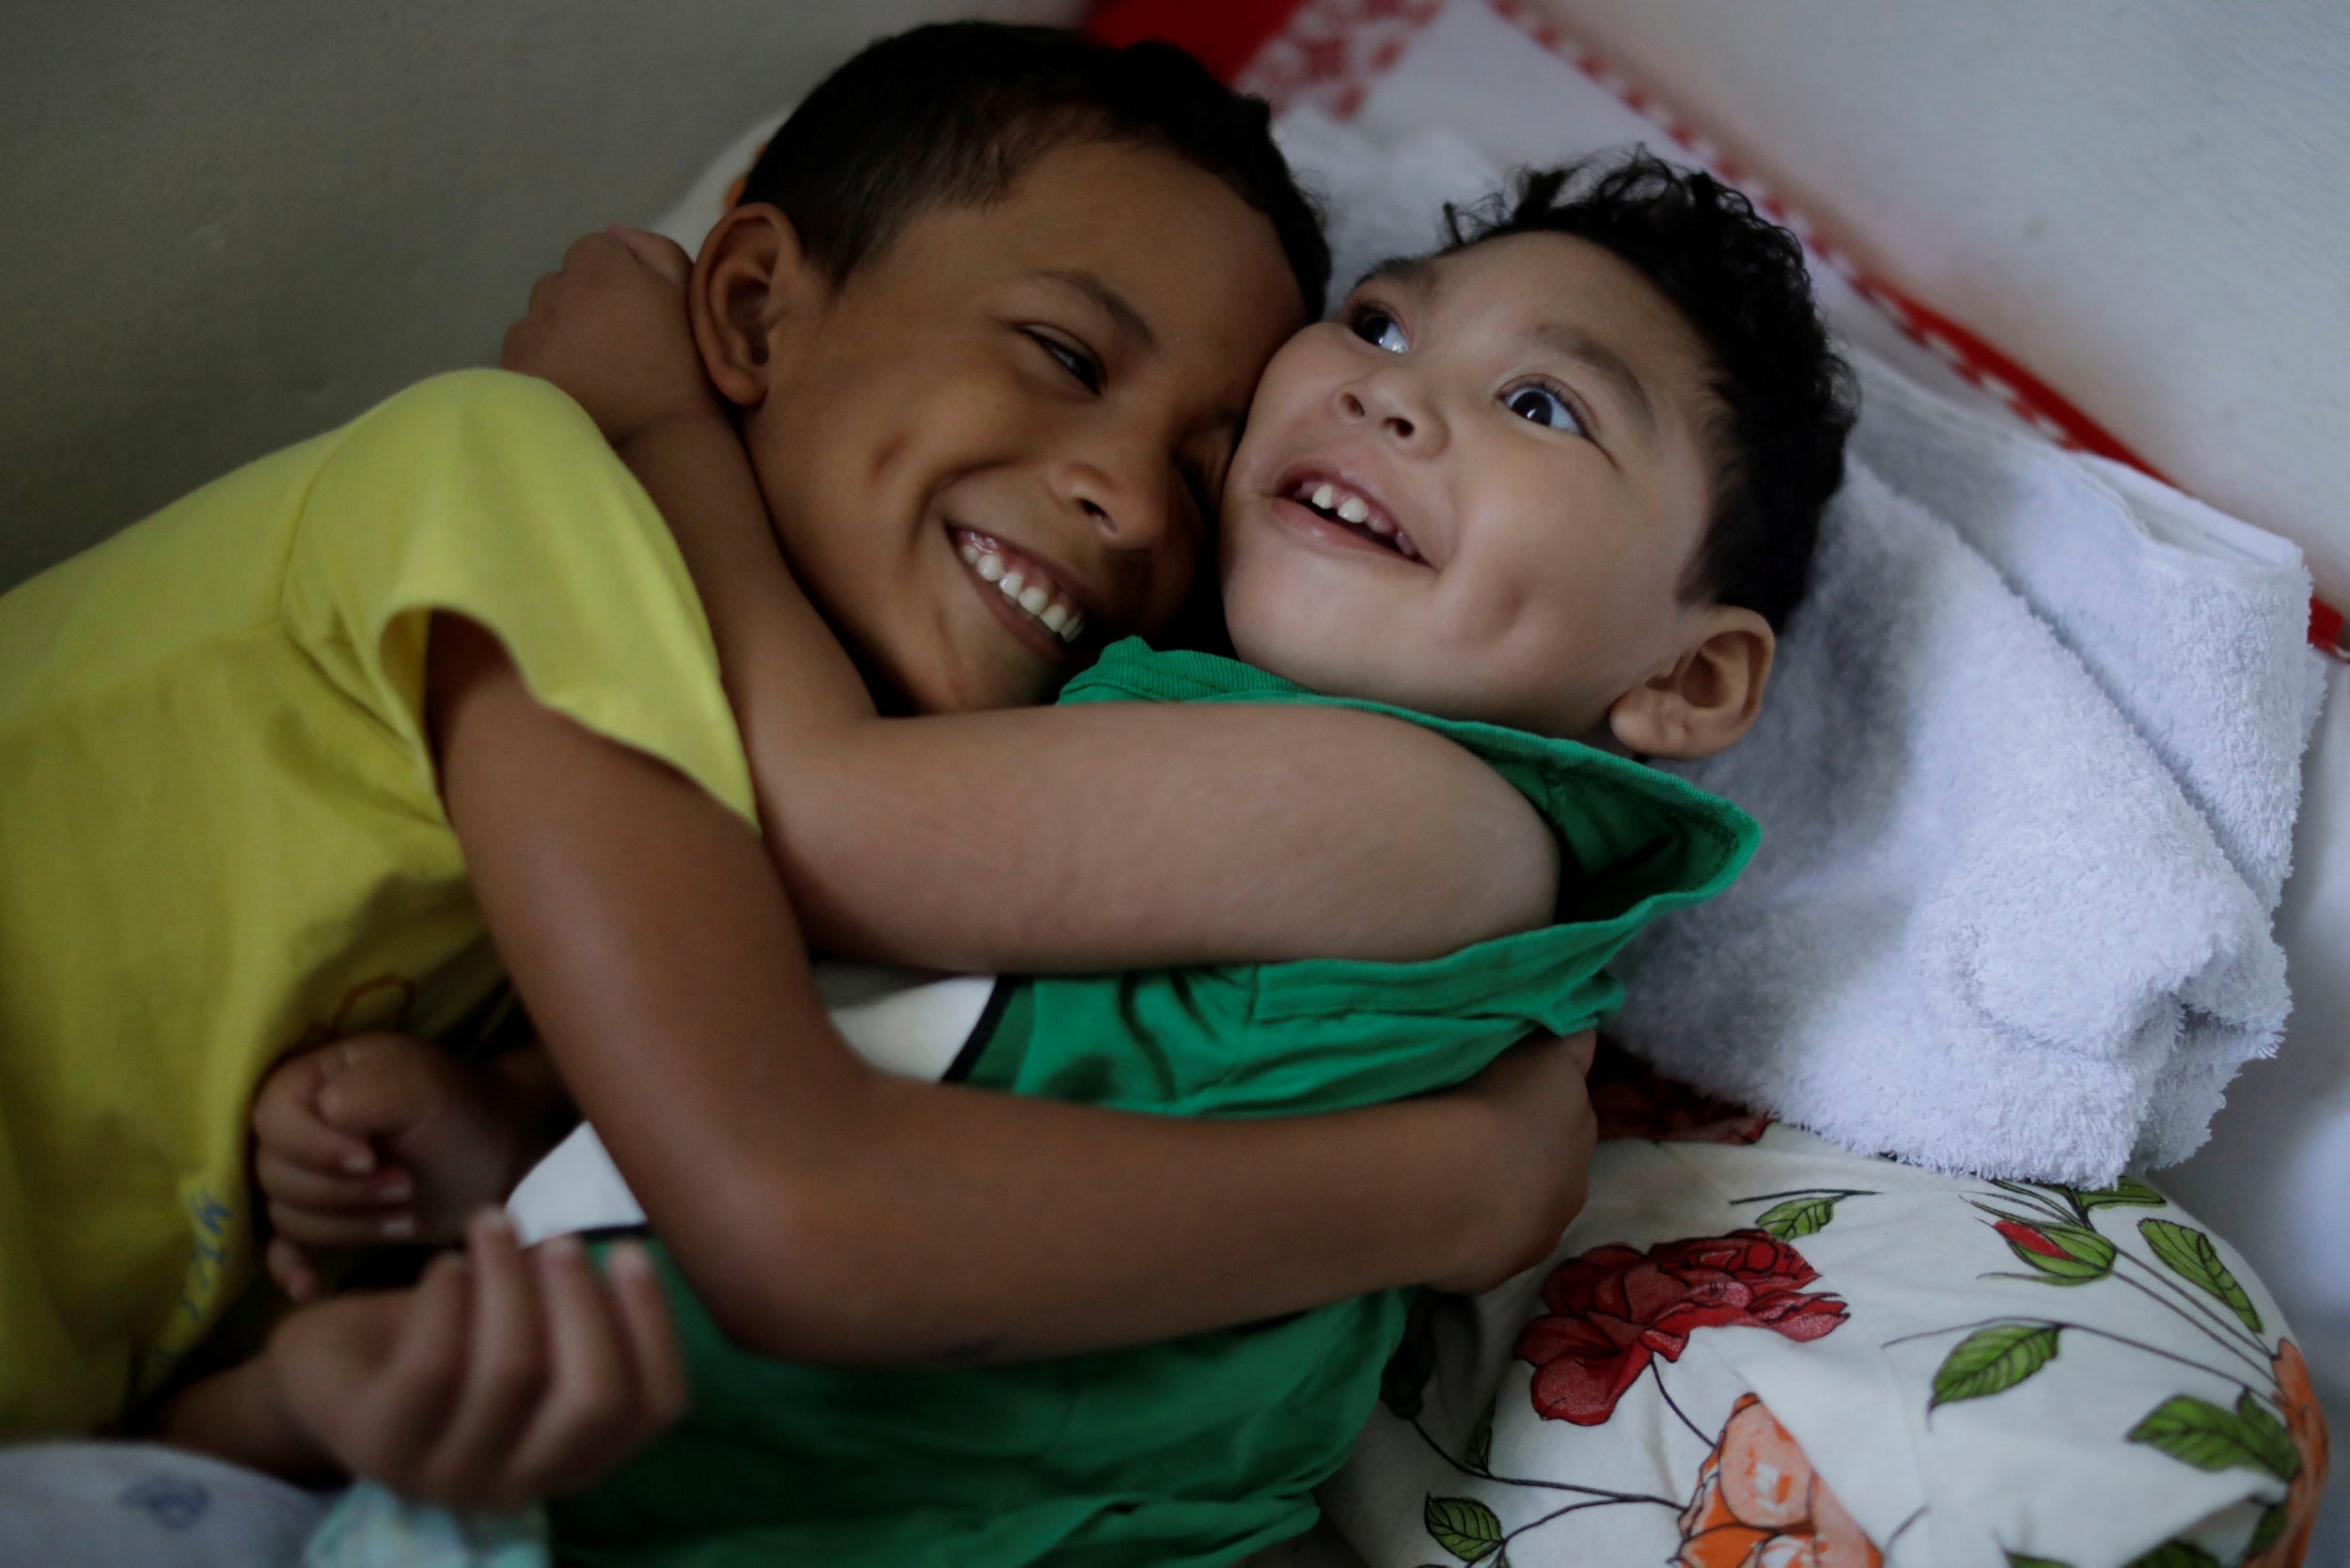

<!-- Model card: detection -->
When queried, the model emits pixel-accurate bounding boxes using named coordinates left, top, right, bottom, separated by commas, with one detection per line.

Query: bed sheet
left=1326, top=1073, right=2327, bottom=1568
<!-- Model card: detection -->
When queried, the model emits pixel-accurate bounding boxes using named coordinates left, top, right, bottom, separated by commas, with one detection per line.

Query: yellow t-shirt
left=0, top=370, right=755, bottom=1435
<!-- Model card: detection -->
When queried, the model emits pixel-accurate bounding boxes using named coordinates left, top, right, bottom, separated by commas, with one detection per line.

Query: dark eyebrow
left=1356, top=255, right=1438, bottom=295
left=1040, top=269, right=1156, bottom=352
left=1528, top=322, right=1656, bottom=439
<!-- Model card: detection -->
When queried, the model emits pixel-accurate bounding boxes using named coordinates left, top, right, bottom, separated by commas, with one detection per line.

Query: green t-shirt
left=552, top=641, right=1758, bottom=1568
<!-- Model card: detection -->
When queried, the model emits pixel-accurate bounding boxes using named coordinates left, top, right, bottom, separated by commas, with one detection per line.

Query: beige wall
left=1544, top=0, right=2350, bottom=606
left=0, top=0, right=1080, bottom=591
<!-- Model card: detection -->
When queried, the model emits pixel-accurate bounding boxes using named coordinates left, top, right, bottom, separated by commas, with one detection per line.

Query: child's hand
left=265, top=1212, right=687, bottom=1509
left=252, top=1033, right=569, bottom=1302
left=502, top=226, right=719, bottom=447
left=1430, top=1029, right=1600, bottom=1296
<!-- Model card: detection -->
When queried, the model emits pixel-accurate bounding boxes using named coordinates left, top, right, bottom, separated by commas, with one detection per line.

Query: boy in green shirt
left=242, top=91, right=1855, bottom=1565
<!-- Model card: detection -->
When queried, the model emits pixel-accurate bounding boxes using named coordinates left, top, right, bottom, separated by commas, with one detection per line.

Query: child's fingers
left=265, top=1201, right=420, bottom=1249
left=505, top=1235, right=639, bottom=1492
left=266, top=1237, right=323, bottom=1304
left=558, top=230, right=648, bottom=289
left=428, top=1212, right=548, bottom=1491
left=363, top=1252, right=473, bottom=1479
left=252, top=1059, right=375, bottom=1177
left=559, top=230, right=618, bottom=274
left=257, top=1147, right=418, bottom=1247
left=255, top=1147, right=412, bottom=1215
left=602, top=225, right=692, bottom=287
left=312, top=1034, right=445, bottom=1140
left=606, top=1242, right=688, bottom=1430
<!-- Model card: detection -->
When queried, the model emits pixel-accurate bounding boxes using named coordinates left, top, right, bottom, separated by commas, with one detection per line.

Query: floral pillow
left=1321, top=1047, right=2329, bottom=1568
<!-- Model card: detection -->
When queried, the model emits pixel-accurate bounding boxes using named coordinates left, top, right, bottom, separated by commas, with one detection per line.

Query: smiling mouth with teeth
left=954, top=530, right=1089, bottom=645
left=1289, top=478, right=1422, bottom=561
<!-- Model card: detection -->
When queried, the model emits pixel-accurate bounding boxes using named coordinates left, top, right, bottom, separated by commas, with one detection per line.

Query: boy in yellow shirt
left=0, top=24, right=1600, bottom=1468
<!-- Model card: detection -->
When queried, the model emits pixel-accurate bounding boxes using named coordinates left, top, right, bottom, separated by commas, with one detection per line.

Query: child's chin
left=1226, top=616, right=1350, bottom=695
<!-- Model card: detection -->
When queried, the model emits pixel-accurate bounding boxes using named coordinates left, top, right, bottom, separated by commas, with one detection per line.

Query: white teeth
left=1336, top=494, right=1369, bottom=525
left=1311, top=483, right=1338, bottom=510
left=969, top=542, right=1086, bottom=644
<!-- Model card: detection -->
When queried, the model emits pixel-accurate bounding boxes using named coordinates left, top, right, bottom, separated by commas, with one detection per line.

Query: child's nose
left=1340, top=389, right=1413, bottom=438
left=1059, top=454, right=1173, bottom=557
left=1339, top=372, right=1445, bottom=454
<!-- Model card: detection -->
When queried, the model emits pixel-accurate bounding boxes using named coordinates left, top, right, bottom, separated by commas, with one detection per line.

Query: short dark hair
left=1445, top=152, right=1856, bottom=632
left=737, top=23, right=1330, bottom=320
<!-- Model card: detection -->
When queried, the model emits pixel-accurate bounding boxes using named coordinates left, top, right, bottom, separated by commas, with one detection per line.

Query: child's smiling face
left=1220, top=231, right=1737, bottom=743
left=699, top=137, right=1303, bottom=714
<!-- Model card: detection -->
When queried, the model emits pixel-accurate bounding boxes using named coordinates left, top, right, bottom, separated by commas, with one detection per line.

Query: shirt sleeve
left=1024, top=638, right=1762, bottom=1120
left=279, top=369, right=757, bottom=826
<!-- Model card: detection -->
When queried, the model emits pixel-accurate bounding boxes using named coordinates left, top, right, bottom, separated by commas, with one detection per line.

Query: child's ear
left=688, top=203, right=826, bottom=408
left=1606, top=606, right=1776, bottom=760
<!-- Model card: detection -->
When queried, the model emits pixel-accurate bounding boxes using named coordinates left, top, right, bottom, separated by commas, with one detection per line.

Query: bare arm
left=430, top=614, right=1591, bottom=1364
left=772, top=703, right=1558, bottom=971
left=504, top=234, right=1558, bottom=977
left=615, top=409, right=1559, bottom=973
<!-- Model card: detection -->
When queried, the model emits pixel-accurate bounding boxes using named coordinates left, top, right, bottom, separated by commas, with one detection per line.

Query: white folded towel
left=1611, top=399, right=2318, bottom=1182
left=1276, top=115, right=2326, bottom=1184
left=1824, top=363, right=2327, bottom=1172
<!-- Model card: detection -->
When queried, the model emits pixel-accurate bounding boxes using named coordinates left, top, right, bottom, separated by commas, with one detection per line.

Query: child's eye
left=1347, top=306, right=1409, bottom=355
left=1501, top=381, right=1588, bottom=437
left=1027, top=330, right=1103, bottom=393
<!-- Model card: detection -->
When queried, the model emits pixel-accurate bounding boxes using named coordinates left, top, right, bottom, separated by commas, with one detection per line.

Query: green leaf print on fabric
left=2229, top=1389, right=2304, bottom=1480
left=2140, top=1219, right=2264, bottom=1334
left=2128, top=1393, right=2301, bottom=1481
left=2244, top=1500, right=2290, bottom=1559
left=1465, top=1403, right=1495, bottom=1473
left=1731, top=1187, right=1877, bottom=1240
left=1424, top=1495, right=1505, bottom=1563
left=1755, top=1196, right=1840, bottom=1239
left=1994, top=1220, right=2118, bottom=1284
left=1916, top=1178, right=2329, bottom=1560
left=2075, top=1175, right=2168, bottom=1210
left=2120, top=1540, right=2221, bottom=1567
left=1932, top=1323, right=2062, bottom=1408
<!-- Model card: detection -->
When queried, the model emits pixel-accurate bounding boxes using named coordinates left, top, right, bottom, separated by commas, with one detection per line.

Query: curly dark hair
left=1445, top=151, right=1856, bottom=632
left=737, top=23, right=1330, bottom=320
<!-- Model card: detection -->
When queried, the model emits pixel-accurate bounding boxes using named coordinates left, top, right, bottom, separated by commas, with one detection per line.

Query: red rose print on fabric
left=1588, top=1040, right=1771, bottom=1145
left=1517, top=1231, right=1848, bottom=1425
